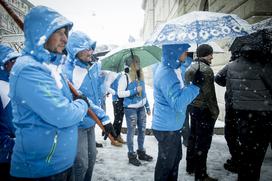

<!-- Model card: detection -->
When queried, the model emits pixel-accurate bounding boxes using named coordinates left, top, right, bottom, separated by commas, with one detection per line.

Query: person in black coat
left=216, top=46, right=272, bottom=181
left=214, top=51, right=240, bottom=173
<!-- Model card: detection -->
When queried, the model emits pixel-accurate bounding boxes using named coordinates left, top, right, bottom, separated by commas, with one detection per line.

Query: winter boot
left=223, top=159, right=238, bottom=173
left=96, top=142, right=103, bottom=148
left=116, top=135, right=126, bottom=144
left=203, top=175, right=218, bottom=181
left=137, top=150, right=153, bottom=161
left=128, top=152, right=141, bottom=166
left=111, top=140, right=122, bottom=147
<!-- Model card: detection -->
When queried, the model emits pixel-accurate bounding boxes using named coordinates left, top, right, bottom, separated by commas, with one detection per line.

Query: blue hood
left=66, top=31, right=96, bottom=63
left=23, top=6, right=73, bottom=64
left=0, top=44, right=20, bottom=66
left=162, top=43, right=190, bottom=69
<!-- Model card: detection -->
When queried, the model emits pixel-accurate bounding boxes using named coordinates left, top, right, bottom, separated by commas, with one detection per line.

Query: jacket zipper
left=45, top=131, right=58, bottom=164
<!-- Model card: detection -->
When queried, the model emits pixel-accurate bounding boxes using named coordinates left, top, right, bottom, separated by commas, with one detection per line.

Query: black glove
left=74, top=94, right=90, bottom=107
left=193, top=69, right=205, bottom=88
left=102, top=123, right=117, bottom=140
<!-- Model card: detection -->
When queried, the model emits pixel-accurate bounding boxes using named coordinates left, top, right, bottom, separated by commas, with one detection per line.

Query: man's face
left=44, top=28, right=68, bottom=54
left=77, top=49, right=94, bottom=63
left=204, top=54, right=213, bottom=64
left=179, top=51, right=188, bottom=62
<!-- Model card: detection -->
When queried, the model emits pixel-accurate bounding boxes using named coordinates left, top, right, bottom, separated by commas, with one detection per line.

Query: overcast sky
left=29, top=0, right=145, bottom=46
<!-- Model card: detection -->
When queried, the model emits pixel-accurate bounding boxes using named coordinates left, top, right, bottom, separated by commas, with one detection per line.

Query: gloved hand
left=102, top=123, right=117, bottom=140
left=74, top=94, right=90, bottom=107
left=192, top=69, right=205, bottom=88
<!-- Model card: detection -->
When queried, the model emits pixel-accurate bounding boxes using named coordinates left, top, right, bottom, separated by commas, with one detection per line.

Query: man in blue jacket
left=152, top=43, right=200, bottom=181
left=63, top=31, right=117, bottom=181
left=0, top=44, right=20, bottom=180
left=8, top=6, right=90, bottom=180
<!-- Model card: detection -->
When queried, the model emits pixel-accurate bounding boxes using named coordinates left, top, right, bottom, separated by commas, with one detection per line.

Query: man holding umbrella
left=185, top=44, right=219, bottom=181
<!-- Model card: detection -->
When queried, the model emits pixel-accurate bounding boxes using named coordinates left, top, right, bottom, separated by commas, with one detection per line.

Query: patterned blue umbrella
left=145, top=11, right=253, bottom=46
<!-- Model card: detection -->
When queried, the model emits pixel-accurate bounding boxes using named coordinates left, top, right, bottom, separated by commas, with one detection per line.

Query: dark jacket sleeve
left=215, top=64, right=228, bottom=87
left=261, top=62, right=272, bottom=91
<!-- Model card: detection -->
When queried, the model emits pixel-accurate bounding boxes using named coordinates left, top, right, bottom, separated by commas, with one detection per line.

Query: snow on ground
left=92, top=86, right=272, bottom=181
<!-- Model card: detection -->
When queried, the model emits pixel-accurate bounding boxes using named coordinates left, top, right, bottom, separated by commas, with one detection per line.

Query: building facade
left=141, top=0, right=272, bottom=121
left=0, top=0, right=33, bottom=49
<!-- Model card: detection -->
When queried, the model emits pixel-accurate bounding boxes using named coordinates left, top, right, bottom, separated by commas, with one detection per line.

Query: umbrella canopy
left=100, top=42, right=162, bottom=72
left=252, top=17, right=272, bottom=31
left=188, top=42, right=224, bottom=53
left=145, top=11, right=253, bottom=46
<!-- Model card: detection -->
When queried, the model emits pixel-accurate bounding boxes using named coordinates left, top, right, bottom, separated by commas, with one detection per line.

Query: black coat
left=215, top=56, right=272, bottom=111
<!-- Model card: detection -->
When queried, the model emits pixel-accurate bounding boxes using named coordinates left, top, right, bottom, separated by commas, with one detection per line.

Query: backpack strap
left=124, top=73, right=129, bottom=90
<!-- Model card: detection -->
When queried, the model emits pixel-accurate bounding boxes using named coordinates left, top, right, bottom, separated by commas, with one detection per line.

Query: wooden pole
left=67, top=81, right=118, bottom=144
left=0, top=0, right=24, bottom=31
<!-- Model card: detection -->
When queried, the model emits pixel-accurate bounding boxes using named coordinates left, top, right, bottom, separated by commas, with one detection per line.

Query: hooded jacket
left=63, top=31, right=110, bottom=128
left=8, top=6, right=88, bottom=178
left=110, top=72, right=123, bottom=101
left=0, top=45, right=20, bottom=163
left=152, top=44, right=199, bottom=131
left=185, top=58, right=219, bottom=121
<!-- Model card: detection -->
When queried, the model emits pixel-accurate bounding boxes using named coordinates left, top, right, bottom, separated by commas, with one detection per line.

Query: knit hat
left=196, top=44, right=213, bottom=58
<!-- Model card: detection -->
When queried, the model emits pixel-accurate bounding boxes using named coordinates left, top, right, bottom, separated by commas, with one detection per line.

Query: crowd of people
left=0, top=5, right=271, bottom=181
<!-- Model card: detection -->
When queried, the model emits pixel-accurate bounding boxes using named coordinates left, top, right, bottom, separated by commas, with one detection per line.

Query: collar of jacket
left=75, top=58, right=91, bottom=69
left=195, top=58, right=210, bottom=66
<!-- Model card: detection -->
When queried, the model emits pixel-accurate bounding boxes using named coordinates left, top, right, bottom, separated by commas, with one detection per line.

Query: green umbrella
left=100, top=42, right=162, bottom=72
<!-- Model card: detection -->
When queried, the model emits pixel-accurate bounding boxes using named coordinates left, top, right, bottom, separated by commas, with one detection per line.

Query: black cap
left=196, top=44, right=213, bottom=58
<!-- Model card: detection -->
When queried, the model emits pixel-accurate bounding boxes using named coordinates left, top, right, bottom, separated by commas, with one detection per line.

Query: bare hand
left=136, top=86, right=142, bottom=93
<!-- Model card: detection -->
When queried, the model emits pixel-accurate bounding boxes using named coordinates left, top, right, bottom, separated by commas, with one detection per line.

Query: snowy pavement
left=92, top=86, right=272, bottom=181
left=93, top=132, right=272, bottom=181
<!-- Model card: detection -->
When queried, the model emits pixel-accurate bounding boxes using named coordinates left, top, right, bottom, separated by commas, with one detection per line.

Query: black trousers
left=224, top=107, right=240, bottom=163
left=0, top=162, right=11, bottom=181
left=181, top=107, right=190, bottom=146
left=236, top=110, right=272, bottom=181
left=10, top=167, right=73, bottom=181
left=153, top=129, right=182, bottom=181
left=112, top=98, right=124, bottom=136
left=186, top=107, right=216, bottom=180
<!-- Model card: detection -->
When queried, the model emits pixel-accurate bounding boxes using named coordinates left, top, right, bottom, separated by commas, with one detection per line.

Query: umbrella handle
left=67, top=81, right=116, bottom=143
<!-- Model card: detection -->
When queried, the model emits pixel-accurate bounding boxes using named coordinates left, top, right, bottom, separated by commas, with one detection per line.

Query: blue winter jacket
left=63, top=31, right=110, bottom=128
left=152, top=44, right=199, bottom=131
left=0, top=71, right=15, bottom=163
left=8, top=6, right=88, bottom=178
left=110, top=73, right=123, bottom=101
left=0, top=44, right=20, bottom=163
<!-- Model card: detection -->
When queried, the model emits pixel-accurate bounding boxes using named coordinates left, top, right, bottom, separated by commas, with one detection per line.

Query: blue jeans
left=73, top=126, right=96, bottom=181
left=153, top=130, right=182, bottom=181
left=124, top=107, right=146, bottom=153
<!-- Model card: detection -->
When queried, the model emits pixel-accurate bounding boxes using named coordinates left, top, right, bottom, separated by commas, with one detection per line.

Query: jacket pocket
left=45, top=131, right=58, bottom=164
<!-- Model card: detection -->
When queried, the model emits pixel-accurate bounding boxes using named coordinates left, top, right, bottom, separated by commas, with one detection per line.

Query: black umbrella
left=229, top=28, right=272, bottom=55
